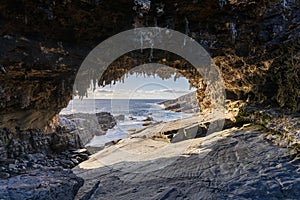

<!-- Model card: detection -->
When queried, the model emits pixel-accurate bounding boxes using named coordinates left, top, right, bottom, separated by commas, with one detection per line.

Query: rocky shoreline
left=73, top=108, right=300, bottom=199
left=56, top=102, right=298, bottom=199
left=0, top=112, right=118, bottom=199
left=0, top=104, right=299, bottom=199
left=59, top=112, right=117, bottom=146
left=158, top=92, right=200, bottom=113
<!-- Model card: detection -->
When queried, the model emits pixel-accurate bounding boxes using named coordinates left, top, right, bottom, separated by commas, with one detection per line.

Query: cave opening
left=59, top=62, right=201, bottom=150
left=56, top=27, right=226, bottom=150
left=61, top=63, right=198, bottom=117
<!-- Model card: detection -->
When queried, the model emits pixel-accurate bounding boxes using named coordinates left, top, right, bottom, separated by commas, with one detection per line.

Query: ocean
left=60, top=99, right=190, bottom=121
left=60, top=99, right=191, bottom=147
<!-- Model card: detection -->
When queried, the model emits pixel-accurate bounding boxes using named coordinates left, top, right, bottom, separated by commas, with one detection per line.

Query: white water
left=61, top=99, right=193, bottom=148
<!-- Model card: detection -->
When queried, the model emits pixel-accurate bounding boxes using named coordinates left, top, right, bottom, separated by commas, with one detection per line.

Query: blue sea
left=60, top=99, right=191, bottom=147
left=60, top=99, right=190, bottom=121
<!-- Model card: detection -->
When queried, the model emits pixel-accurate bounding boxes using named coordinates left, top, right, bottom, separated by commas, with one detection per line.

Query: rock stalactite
left=0, top=0, right=299, bottom=133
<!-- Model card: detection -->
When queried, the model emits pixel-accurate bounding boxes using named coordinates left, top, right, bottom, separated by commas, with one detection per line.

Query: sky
left=86, top=74, right=196, bottom=100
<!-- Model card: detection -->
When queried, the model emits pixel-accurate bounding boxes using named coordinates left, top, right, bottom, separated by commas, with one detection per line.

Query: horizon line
left=72, top=98, right=172, bottom=100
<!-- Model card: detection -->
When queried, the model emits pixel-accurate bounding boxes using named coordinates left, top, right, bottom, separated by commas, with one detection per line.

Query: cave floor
left=73, top=125, right=300, bottom=200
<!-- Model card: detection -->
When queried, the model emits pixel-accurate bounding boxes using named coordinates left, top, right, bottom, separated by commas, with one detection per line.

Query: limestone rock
left=60, top=112, right=117, bottom=146
left=73, top=126, right=300, bottom=199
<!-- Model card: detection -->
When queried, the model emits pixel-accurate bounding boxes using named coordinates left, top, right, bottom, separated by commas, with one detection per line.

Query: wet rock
left=0, top=168, right=83, bottom=200
left=142, top=121, right=152, bottom=126
left=96, top=112, right=117, bottom=130
left=78, top=153, right=89, bottom=161
left=0, top=128, right=83, bottom=160
left=160, top=92, right=200, bottom=113
left=8, top=164, right=16, bottom=170
left=0, top=147, right=90, bottom=182
left=115, top=114, right=125, bottom=121
left=60, top=159, right=76, bottom=168
left=59, top=116, right=77, bottom=132
left=0, top=172, right=10, bottom=179
left=60, top=112, right=117, bottom=146
left=142, top=116, right=153, bottom=121
left=71, top=158, right=79, bottom=164
left=129, top=116, right=137, bottom=120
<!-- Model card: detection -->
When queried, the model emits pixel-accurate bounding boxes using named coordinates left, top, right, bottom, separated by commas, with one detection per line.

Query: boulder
left=142, top=116, right=153, bottom=121
left=115, top=114, right=125, bottom=121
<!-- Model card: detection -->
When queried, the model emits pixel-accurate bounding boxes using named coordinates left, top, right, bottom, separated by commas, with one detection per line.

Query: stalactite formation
left=0, top=0, right=299, bottom=132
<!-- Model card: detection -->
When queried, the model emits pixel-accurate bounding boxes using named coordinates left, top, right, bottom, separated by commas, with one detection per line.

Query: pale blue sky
left=89, top=73, right=196, bottom=99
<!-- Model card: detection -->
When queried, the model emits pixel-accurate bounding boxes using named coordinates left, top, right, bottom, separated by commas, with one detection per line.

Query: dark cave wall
left=0, top=0, right=299, bottom=132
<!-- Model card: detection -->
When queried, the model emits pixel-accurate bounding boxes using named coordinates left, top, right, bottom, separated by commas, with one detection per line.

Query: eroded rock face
left=0, top=0, right=299, bottom=132
left=159, top=91, right=200, bottom=113
left=0, top=127, right=81, bottom=159
left=0, top=112, right=116, bottom=159
left=60, top=112, right=117, bottom=146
